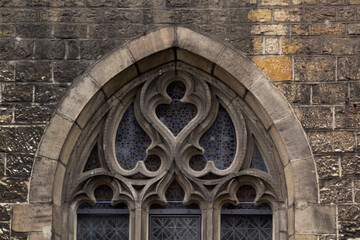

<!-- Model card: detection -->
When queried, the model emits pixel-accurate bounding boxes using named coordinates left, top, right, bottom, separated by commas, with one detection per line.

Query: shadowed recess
left=83, top=144, right=101, bottom=172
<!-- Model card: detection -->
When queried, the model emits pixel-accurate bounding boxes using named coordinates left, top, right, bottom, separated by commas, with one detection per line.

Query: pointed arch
left=18, top=27, right=336, bottom=239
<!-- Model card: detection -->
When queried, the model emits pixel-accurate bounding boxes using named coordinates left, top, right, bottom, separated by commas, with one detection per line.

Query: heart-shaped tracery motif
left=156, top=81, right=197, bottom=136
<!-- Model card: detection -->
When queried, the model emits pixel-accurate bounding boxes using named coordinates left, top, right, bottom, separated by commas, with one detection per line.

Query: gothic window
left=64, top=63, right=284, bottom=240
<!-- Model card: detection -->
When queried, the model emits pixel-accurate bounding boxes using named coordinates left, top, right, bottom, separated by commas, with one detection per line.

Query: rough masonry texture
left=0, top=0, right=359, bottom=240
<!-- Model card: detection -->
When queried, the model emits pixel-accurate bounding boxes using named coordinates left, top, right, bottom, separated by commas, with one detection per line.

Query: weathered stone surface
left=294, top=205, right=336, bottom=234
left=104, top=9, right=143, bottom=23
left=0, top=24, right=14, bottom=37
left=11, top=232, right=28, bottom=240
left=282, top=37, right=321, bottom=54
left=37, top=114, right=73, bottom=160
left=311, top=23, right=346, bottom=35
left=50, top=0, right=85, bottom=6
left=308, top=131, right=355, bottom=153
left=6, top=154, right=33, bottom=177
left=319, top=234, right=336, bottom=240
left=274, top=8, right=302, bottom=22
left=15, top=104, right=54, bottom=123
left=250, top=24, right=288, bottom=35
left=291, top=25, right=310, bottom=35
left=247, top=9, right=271, bottom=22
left=0, top=0, right=27, bottom=6
left=264, top=37, right=280, bottom=54
left=338, top=7, right=356, bottom=21
left=54, top=61, right=90, bottom=82
left=15, top=61, right=51, bottom=82
left=72, top=9, right=103, bottom=23
left=0, top=39, right=34, bottom=60
left=89, top=24, right=107, bottom=39
left=12, top=204, right=52, bottom=232
left=274, top=83, right=310, bottom=105
left=348, top=24, right=360, bottom=34
left=29, top=157, right=57, bottom=202
left=0, top=108, right=12, bottom=123
left=39, top=9, right=72, bottom=22
left=80, top=39, right=123, bottom=60
left=338, top=57, right=360, bottom=80
left=350, top=82, right=360, bottom=102
left=166, top=0, right=192, bottom=7
left=0, top=222, right=10, bottom=239
left=315, top=155, right=339, bottom=179
left=34, top=84, right=68, bottom=103
left=0, top=62, right=14, bottom=82
left=1, top=84, right=33, bottom=102
left=0, top=177, right=27, bottom=202
left=294, top=56, right=335, bottom=82
left=0, top=154, right=4, bottom=176
left=0, top=126, right=44, bottom=153
left=342, top=154, right=360, bottom=175
left=294, top=107, right=332, bottom=129
left=335, top=106, right=360, bottom=129
left=117, top=0, right=163, bottom=7
left=339, top=221, right=360, bottom=239
left=312, top=83, right=347, bottom=105
left=34, top=40, right=66, bottom=60
left=0, top=205, right=10, bottom=221
left=339, top=205, right=360, bottom=219
left=304, top=7, right=336, bottom=22
left=54, top=24, right=87, bottom=39
left=260, top=0, right=290, bottom=5
left=15, top=24, right=52, bottom=38
left=0, top=9, right=37, bottom=22
left=324, top=38, right=360, bottom=55
left=252, top=56, right=292, bottom=81
left=320, top=178, right=352, bottom=203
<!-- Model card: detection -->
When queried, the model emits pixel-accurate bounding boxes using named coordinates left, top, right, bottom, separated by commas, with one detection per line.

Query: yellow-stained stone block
left=248, top=9, right=272, bottom=22
left=274, top=8, right=302, bottom=22
left=251, top=24, right=289, bottom=35
left=252, top=56, right=292, bottom=81
left=291, top=25, right=309, bottom=35
left=252, top=37, right=263, bottom=54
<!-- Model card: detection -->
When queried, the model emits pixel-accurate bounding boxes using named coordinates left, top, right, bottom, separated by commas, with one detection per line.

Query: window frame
left=62, top=63, right=286, bottom=240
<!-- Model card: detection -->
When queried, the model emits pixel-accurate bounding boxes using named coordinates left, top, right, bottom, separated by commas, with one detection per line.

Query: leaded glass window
left=77, top=185, right=129, bottom=240
left=149, top=180, right=201, bottom=240
left=221, top=185, right=272, bottom=240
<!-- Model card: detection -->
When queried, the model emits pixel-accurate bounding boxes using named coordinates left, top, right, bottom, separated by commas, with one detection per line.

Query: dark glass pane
left=221, top=214, right=272, bottom=240
left=77, top=214, right=129, bottom=240
left=144, top=155, right=161, bottom=172
left=83, top=144, right=101, bottom=172
left=199, top=105, right=236, bottom=170
left=94, top=185, right=113, bottom=202
left=115, top=104, right=151, bottom=170
left=78, top=202, right=128, bottom=210
left=155, top=81, right=197, bottom=136
left=250, top=144, right=268, bottom=172
left=165, top=180, right=184, bottom=202
left=237, top=185, right=256, bottom=203
left=189, top=155, right=207, bottom=171
left=150, top=215, right=201, bottom=240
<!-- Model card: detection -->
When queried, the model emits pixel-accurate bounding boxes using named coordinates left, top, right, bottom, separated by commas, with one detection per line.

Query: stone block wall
left=0, top=0, right=359, bottom=239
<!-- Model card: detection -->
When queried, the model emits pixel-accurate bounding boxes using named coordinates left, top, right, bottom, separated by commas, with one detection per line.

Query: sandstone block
left=350, top=82, right=360, bottom=101
left=0, top=9, right=37, bottom=22
left=72, top=9, right=103, bottom=23
left=104, top=9, right=143, bottom=23
left=54, top=24, right=87, bottom=39
left=294, top=56, right=335, bottom=82
left=348, top=24, right=360, bottom=34
left=39, top=9, right=71, bottom=22
left=304, top=7, right=336, bottom=22
left=320, top=179, right=353, bottom=203
left=312, top=83, right=347, bottom=105
left=282, top=38, right=321, bottom=54
left=252, top=56, right=292, bottom=81
left=294, top=106, right=332, bottom=129
left=274, top=82, right=310, bottom=105
left=0, top=24, right=14, bottom=37
left=251, top=24, right=288, bottom=35
left=308, top=131, right=355, bottom=153
left=260, top=0, right=290, bottom=5
left=264, top=38, right=280, bottom=54
left=315, top=155, right=339, bottom=179
left=295, top=205, right=336, bottom=234
left=34, top=40, right=66, bottom=60
left=335, top=106, right=360, bottom=129
left=291, top=25, right=310, bottom=35
left=0, top=126, right=43, bottom=153
left=16, top=61, right=52, bottom=82
left=0, top=177, right=27, bottom=202
left=34, top=84, right=68, bottom=103
left=15, top=24, right=52, bottom=38
left=274, top=8, right=302, bottom=22
left=0, top=108, right=12, bottom=123
left=6, top=154, right=34, bottom=177
left=338, top=57, right=360, bottom=80
left=0, top=62, right=14, bottom=81
left=342, top=154, right=360, bottom=175
left=247, top=9, right=272, bottom=22
left=323, top=38, right=360, bottom=55
left=12, top=204, right=52, bottom=232
left=54, top=60, right=90, bottom=82
left=1, top=84, right=33, bottom=102
left=311, top=24, right=345, bottom=35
